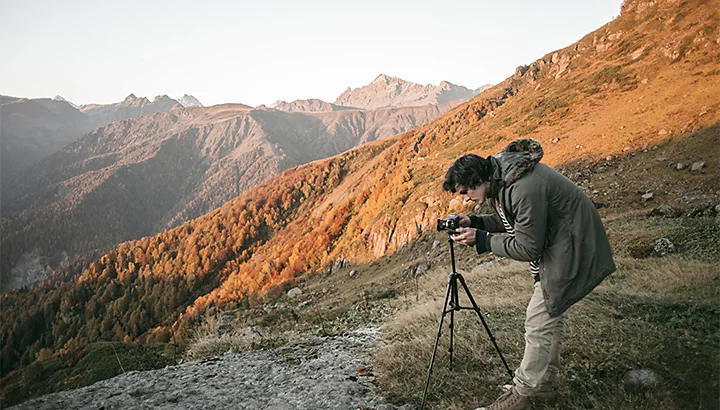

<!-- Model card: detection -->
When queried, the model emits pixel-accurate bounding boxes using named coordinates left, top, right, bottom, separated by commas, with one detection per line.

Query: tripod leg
left=448, top=275, right=458, bottom=371
left=457, top=275, right=514, bottom=381
left=449, top=309, right=455, bottom=371
left=420, top=279, right=453, bottom=410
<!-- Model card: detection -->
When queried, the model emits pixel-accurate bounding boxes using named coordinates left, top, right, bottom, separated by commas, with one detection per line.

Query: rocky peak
left=271, top=98, right=357, bottom=113
left=335, top=74, right=483, bottom=110
left=53, top=95, right=80, bottom=109
left=372, top=73, right=396, bottom=84
left=178, top=94, right=203, bottom=107
left=153, top=95, right=173, bottom=102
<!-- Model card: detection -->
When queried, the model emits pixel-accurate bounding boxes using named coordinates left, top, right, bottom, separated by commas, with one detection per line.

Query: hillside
left=0, top=103, right=452, bottom=290
left=0, top=97, right=95, bottom=192
left=1, top=0, right=718, bottom=406
left=0, top=94, right=182, bottom=197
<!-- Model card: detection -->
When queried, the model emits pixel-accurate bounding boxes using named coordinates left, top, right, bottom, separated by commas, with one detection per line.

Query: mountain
left=0, top=103, right=452, bottom=291
left=0, top=96, right=96, bottom=192
left=79, top=94, right=180, bottom=127
left=270, top=98, right=359, bottom=113
left=52, top=95, right=80, bottom=109
left=178, top=94, right=203, bottom=107
left=334, top=74, right=485, bottom=109
left=1, top=0, right=718, bottom=395
left=0, top=94, right=182, bottom=193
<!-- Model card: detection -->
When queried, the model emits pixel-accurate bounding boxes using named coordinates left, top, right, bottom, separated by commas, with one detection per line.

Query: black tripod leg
left=457, top=275, right=514, bottom=381
left=449, top=308, right=455, bottom=371
left=420, top=279, right=453, bottom=410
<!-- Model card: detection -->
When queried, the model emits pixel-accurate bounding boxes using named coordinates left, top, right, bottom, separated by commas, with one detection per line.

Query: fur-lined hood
left=491, top=138, right=544, bottom=187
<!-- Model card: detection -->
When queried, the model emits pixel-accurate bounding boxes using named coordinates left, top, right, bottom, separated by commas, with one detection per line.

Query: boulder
left=625, top=369, right=661, bottom=388
left=652, top=238, right=676, bottom=257
left=648, top=205, right=682, bottom=218
left=287, top=287, right=303, bottom=298
left=691, top=162, right=706, bottom=171
left=676, top=163, right=687, bottom=170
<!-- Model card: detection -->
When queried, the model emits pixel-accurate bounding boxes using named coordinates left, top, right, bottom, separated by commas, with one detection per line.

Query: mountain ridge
left=335, top=74, right=490, bottom=109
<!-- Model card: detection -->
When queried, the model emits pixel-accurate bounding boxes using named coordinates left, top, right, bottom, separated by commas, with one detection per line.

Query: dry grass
left=373, top=216, right=720, bottom=410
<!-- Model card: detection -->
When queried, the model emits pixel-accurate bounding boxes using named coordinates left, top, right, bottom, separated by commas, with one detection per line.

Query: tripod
left=420, top=235, right=514, bottom=410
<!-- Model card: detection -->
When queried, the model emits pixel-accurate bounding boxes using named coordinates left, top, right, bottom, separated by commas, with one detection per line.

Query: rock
left=625, top=369, right=661, bottom=388
left=333, top=259, right=347, bottom=272
left=656, top=157, right=668, bottom=162
left=641, top=192, right=654, bottom=202
left=623, top=146, right=632, bottom=152
left=688, top=203, right=711, bottom=217
left=287, top=287, right=303, bottom=298
left=606, top=155, right=615, bottom=161
left=677, top=194, right=708, bottom=203
left=658, top=129, right=668, bottom=135
left=676, top=163, right=687, bottom=170
left=431, top=240, right=440, bottom=250
left=648, top=205, right=682, bottom=218
left=415, top=263, right=429, bottom=276
left=551, top=137, right=561, bottom=144
left=652, top=238, right=676, bottom=257
left=216, top=313, right=235, bottom=335
left=691, top=161, right=706, bottom=171
left=349, top=270, right=357, bottom=278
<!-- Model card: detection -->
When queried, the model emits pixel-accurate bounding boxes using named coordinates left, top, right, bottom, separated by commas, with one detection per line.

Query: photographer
left=442, top=138, right=615, bottom=410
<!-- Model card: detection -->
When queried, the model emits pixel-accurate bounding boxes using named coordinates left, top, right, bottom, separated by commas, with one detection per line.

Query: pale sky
left=0, top=0, right=623, bottom=107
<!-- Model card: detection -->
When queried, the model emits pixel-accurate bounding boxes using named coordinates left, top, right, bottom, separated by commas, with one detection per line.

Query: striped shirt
left=494, top=201, right=541, bottom=282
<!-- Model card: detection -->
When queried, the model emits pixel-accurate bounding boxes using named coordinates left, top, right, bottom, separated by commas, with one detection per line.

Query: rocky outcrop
left=8, top=328, right=410, bottom=410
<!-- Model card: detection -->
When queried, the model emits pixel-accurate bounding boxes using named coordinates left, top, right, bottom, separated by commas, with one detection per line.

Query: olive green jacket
left=474, top=139, right=616, bottom=317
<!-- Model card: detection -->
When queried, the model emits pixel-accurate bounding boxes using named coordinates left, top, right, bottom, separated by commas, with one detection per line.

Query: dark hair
left=442, top=154, right=492, bottom=193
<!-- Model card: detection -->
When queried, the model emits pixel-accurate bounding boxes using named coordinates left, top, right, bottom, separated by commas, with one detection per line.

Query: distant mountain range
left=1, top=78, right=480, bottom=290
left=334, top=74, right=492, bottom=109
left=79, top=94, right=181, bottom=126
left=269, top=98, right=358, bottom=113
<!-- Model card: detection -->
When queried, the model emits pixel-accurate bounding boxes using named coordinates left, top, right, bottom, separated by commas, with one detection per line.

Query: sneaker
left=474, top=387, right=530, bottom=410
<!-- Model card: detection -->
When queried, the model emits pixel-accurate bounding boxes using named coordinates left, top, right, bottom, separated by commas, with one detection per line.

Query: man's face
left=457, top=181, right=490, bottom=204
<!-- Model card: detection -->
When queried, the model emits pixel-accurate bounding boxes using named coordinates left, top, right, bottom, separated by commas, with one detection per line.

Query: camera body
left=437, top=215, right=460, bottom=233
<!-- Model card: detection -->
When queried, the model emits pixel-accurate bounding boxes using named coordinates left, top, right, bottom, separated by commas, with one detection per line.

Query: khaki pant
left=513, top=282, right=566, bottom=397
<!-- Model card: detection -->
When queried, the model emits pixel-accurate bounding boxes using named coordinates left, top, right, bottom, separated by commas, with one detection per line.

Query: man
left=442, top=138, right=616, bottom=410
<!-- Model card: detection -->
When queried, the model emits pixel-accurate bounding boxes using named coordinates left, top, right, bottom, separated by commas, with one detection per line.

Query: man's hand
left=451, top=227, right=490, bottom=254
left=448, top=214, right=472, bottom=228
left=450, top=227, right=476, bottom=245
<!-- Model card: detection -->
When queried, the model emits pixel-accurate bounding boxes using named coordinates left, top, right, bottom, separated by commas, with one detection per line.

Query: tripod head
left=437, top=215, right=461, bottom=274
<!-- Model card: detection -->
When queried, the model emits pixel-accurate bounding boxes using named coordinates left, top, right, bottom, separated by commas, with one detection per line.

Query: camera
left=437, top=215, right=460, bottom=233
